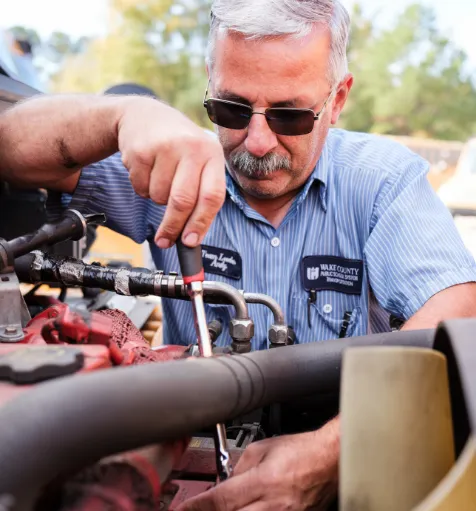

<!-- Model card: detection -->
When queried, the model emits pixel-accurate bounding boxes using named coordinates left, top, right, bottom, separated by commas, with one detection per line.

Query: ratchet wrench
left=176, top=238, right=233, bottom=481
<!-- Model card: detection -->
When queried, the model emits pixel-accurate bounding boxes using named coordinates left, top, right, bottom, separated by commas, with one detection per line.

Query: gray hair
left=207, top=0, right=351, bottom=86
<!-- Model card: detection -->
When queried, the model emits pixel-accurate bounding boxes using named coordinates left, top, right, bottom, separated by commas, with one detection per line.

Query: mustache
left=230, top=152, right=291, bottom=178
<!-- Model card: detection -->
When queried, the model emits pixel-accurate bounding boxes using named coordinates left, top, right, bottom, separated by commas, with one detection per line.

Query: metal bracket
left=0, top=240, right=30, bottom=343
left=0, top=271, right=30, bottom=342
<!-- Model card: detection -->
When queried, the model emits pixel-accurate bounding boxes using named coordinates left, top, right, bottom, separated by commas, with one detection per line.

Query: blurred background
left=1, top=0, right=476, bottom=262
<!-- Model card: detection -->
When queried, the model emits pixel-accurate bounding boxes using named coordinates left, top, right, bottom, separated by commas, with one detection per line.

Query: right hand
left=118, top=97, right=226, bottom=249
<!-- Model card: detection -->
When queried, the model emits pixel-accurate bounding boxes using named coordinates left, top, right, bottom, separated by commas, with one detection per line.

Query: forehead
left=211, top=26, right=331, bottom=103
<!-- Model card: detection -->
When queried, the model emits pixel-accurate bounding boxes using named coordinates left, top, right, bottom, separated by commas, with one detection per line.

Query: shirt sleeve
left=46, top=153, right=164, bottom=244
left=364, top=156, right=476, bottom=320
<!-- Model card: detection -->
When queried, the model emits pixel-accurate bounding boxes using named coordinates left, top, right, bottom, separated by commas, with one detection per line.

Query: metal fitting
left=229, top=318, right=254, bottom=353
left=268, top=324, right=296, bottom=348
left=268, top=324, right=289, bottom=347
left=243, top=292, right=285, bottom=325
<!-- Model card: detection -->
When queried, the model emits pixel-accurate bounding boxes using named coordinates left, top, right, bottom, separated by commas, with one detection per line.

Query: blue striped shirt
left=51, top=129, right=476, bottom=350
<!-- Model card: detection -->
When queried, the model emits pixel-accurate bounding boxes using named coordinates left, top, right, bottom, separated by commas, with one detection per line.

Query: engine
left=0, top=210, right=297, bottom=510
left=0, top=210, right=474, bottom=511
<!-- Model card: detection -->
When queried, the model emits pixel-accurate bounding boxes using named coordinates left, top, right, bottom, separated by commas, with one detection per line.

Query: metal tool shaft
left=187, top=281, right=233, bottom=480
left=176, top=238, right=233, bottom=479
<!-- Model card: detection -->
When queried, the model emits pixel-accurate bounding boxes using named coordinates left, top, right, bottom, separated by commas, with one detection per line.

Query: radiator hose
left=0, top=329, right=434, bottom=510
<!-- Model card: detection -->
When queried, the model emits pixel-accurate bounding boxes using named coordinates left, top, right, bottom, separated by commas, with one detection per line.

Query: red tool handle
left=176, top=239, right=205, bottom=285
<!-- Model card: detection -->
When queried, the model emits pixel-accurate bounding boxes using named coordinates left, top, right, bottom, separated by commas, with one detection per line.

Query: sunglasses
left=203, top=82, right=334, bottom=136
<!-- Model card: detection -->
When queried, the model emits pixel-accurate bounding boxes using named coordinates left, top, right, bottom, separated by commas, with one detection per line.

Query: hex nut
left=229, top=318, right=254, bottom=341
left=268, top=324, right=288, bottom=345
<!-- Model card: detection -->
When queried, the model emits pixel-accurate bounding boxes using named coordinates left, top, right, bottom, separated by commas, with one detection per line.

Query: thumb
left=176, top=469, right=262, bottom=511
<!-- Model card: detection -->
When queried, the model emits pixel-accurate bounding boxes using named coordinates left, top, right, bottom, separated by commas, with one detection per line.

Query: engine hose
left=0, top=328, right=434, bottom=510
left=15, top=252, right=157, bottom=296
left=6, top=211, right=106, bottom=259
left=15, top=252, right=250, bottom=320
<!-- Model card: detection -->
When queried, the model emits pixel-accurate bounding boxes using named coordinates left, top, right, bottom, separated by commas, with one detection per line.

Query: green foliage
left=37, top=1, right=476, bottom=139
left=341, top=3, right=476, bottom=140
left=51, top=0, right=212, bottom=126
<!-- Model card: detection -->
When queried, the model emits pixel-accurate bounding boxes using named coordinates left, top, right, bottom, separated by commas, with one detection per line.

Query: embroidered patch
left=201, top=245, right=242, bottom=280
left=301, top=255, right=363, bottom=295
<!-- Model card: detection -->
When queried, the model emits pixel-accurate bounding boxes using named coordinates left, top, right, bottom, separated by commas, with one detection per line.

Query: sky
left=0, top=0, right=475, bottom=67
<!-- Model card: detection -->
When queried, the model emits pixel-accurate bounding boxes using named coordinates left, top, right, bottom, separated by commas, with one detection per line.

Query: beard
left=230, top=151, right=292, bottom=179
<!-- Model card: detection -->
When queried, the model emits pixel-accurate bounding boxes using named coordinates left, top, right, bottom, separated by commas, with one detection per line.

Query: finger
left=176, top=469, right=262, bottom=511
left=232, top=437, right=276, bottom=477
left=233, top=447, right=267, bottom=477
left=126, top=151, right=155, bottom=199
left=239, top=503, right=271, bottom=511
left=154, top=155, right=202, bottom=248
left=182, top=154, right=226, bottom=247
left=148, top=153, right=178, bottom=205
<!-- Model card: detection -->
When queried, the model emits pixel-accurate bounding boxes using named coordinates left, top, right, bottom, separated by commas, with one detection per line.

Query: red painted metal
left=0, top=303, right=210, bottom=510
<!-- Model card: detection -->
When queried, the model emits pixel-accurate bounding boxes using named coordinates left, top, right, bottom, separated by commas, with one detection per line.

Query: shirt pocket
left=291, top=291, right=363, bottom=341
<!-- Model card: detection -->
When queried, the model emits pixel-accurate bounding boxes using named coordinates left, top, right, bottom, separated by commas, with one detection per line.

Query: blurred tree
left=8, top=25, right=89, bottom=89
left=9, top=26, right=42, bottom=48
left=341, top=3, right=476, bottom=140
left=49, top=1, right=476, bottom=138
left=8, top=26, right=87, bottom=62
left=51, top=0, right=212, bottom=126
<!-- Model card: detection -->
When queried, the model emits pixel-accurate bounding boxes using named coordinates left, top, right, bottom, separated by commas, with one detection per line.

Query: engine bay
left=0, top=209, right=470, bottom=511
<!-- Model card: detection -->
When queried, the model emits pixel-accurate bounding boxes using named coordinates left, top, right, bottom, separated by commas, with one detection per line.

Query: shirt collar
left=225, top=139, right=329, bottom=212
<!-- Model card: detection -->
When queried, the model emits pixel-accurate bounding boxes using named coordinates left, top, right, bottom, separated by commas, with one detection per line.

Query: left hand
left=176, top=419, right=340, bottom=511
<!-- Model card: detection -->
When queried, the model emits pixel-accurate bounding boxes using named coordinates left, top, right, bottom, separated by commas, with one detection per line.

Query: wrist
left=308, top=416, right=340, bottom=480
left=292, top=417, right=340, bottom=507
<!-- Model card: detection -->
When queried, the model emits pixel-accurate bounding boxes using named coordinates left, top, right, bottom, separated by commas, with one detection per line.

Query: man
left=2, top=1, right=476, bottom=510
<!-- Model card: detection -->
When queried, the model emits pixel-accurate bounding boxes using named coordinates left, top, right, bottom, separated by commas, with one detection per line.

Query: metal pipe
left=203, top=281, right=249, bottom=320
left=243, top=292, right=285, bottom=325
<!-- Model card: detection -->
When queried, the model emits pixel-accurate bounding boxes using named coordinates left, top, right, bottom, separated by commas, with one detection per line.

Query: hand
left=118, top=98, right=226, bottom=248
left=177, top=419, right=340, bottom=511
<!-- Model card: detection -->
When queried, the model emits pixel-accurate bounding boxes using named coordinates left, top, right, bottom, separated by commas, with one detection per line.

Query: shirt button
left=323, top=304, right=333, bottom=314
left=271, top=237, right=280, bottom=248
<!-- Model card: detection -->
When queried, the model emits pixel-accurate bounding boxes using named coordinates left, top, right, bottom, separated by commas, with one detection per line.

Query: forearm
left=0, top=94, right=144, bottom=191
left=402, top=282, right=476, bottom=331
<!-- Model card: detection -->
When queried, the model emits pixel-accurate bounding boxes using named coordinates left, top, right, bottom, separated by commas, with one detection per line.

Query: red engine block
left=0, top=303, right=208, bottom=510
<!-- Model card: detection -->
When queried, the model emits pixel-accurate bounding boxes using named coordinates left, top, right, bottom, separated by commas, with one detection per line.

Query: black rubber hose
left=0, top=328, right=434, bottom=510
left=434, top=318, right=476, bottom=454
left=7, top=211, right=86, bottom=259
left=13, top=253, right=35, bottom=281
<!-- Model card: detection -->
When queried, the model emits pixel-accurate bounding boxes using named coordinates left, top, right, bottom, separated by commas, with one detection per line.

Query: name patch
left=301, top=255, right=363, bottom=295
left=202, top=245, right=242, bottom=280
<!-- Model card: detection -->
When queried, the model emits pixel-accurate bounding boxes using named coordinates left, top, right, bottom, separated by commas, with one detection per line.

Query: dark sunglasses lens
left=266, top=109, right=315, bottom=136
left=205, top=100, right=251, bottom=130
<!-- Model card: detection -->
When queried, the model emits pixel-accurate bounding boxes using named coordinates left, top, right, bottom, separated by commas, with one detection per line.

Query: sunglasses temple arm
left=315, top=87, right=337, bottom=119
left=203, top=79, right=211, bottom=106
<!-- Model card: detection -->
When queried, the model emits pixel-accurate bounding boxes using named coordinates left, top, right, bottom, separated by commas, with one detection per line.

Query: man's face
left=209, top=27, right=351, bottom=199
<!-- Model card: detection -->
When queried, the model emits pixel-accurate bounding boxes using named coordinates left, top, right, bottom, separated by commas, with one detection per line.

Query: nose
left=244, top=112, right=279, bottom=158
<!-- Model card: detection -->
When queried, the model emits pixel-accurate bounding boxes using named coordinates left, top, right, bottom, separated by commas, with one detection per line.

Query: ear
left=330, top=74, right=354, bottom=125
